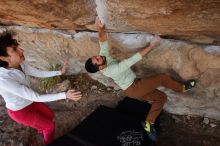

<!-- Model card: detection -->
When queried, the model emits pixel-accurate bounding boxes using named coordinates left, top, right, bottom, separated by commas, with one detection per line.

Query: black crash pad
left=116, top=97, right=152, bottom=120
left=48, top=97, right=160, bottom=146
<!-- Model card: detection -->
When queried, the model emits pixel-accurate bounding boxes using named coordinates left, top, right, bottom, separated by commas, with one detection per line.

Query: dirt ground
left=0, top=73, right=220, bottom=146
left=157, top=112, right=220, bottom=146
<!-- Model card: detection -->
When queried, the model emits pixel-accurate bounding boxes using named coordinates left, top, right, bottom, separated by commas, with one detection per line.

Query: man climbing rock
left=85, top=17, right=196, bottom=142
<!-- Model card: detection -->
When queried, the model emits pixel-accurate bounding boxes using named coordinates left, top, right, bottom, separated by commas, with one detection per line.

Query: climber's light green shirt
left=99, top=41, right=142, bottom=90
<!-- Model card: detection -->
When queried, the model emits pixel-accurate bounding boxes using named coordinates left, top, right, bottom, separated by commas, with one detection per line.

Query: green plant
left=39, top=64, right=62, bottom=91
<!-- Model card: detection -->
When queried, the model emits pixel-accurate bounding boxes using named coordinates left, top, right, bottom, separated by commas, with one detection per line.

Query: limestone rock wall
left=96, top=0, right=220, bottom=44
left=0, top=0, right=96, bottom=29
left=1, top=26, right=219, bottom=120
left=0, top=0, right=220, bottom=43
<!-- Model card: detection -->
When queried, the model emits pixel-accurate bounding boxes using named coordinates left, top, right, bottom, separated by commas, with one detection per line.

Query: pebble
left=91, top=85, right=97, bottom=90
left=172, top=115, right=182, bottom=123
left=186, top=115, right=191, bottom=120
left=210, top=123, right=217, bottom=128
left=203, top=117, right=209, bottom=125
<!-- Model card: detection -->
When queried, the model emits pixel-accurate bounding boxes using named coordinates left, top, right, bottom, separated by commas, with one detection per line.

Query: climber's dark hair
left=85, top=58, right=99, bottom=73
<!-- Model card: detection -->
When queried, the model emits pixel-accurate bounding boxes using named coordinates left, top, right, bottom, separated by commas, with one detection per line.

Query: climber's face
left=91, top=55, right=106, bottom=66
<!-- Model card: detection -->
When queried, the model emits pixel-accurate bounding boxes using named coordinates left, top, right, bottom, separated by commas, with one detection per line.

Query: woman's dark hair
left=0, top=31, right=19, bottom=67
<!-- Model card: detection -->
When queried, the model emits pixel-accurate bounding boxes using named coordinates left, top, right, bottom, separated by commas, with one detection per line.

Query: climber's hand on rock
left=150, top=35, right=161, bottom=48
left=95, top=16, right=104, bottom=29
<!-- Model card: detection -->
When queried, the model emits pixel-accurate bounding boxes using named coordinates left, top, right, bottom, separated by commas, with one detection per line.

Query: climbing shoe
left=183, top=79, right=196, bottom=92
left=141, top=121, right=158, bottom=142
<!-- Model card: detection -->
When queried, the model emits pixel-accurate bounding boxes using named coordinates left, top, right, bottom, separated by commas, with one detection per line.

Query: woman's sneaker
left=141, top=121, right=158, bottom=142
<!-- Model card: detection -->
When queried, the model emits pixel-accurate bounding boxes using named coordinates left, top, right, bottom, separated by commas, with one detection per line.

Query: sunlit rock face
left=1, top=26, right=219, bottom=120
left=0, top=0, right=96, bottom=29
left=96, top=0, right=220, bottom=44
left=0, top=0, right=220, bottom=44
